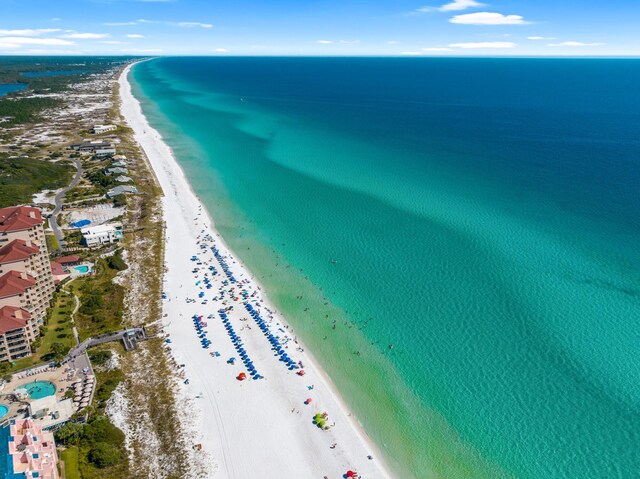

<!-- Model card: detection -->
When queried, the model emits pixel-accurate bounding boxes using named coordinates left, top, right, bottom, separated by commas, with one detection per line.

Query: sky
left=1, top=0, right=639, bottom=56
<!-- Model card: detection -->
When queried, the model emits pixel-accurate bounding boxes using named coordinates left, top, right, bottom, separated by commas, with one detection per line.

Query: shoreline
left=119, top=62, right=396, bottom=478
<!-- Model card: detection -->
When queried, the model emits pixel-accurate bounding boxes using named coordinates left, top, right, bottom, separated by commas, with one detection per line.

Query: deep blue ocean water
left=131, top=57, right=640, bottom=479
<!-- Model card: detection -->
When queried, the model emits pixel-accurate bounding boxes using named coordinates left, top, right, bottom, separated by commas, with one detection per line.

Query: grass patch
left=46, top=233, right=59, bottom=252
left=60, top=447, right=81, bottom=479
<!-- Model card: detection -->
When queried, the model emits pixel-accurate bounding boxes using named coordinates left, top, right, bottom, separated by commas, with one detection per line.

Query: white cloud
left=400, top=51, right=423, bottom=55
left=0, top=29, right=61, bottom=36
left=99, top=40, right=128, bottom=44
left=440, top=0, right=484, bottom=11
left=61, top=33, right=110, bottom=39
left=449, top=41, right=517, bottom=48
left=548, top=41, right=605, bottom=47
left=0, top=37, right=74, bottom=46
left=528, top=36, right=556, bottom=40
left=450, top=12, right=529, bottom=25
left=315, top=40, right=334, bottom=44
left=126, top=34, right=144, bottom=38
left=411, top=0, right=482, bottom=15
left=121, top=48, right=162, bottom=53
left=386, top=40, right=399, bottom=44
left=213, top=48, right=229, bottom=53
left=422, top=47, right=453, bottom=51
left=177, top=22, right=213, bottom=28
left=104, top=22, right=137, bottom=26
left=0, top=42, right=20, bottom=49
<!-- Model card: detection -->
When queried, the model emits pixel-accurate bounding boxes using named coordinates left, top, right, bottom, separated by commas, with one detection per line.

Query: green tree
left=49, top=342, right=68, bottom=361
left=54, top=422, right=84, bottom=446
left=88, top=442, right=121, bottom=468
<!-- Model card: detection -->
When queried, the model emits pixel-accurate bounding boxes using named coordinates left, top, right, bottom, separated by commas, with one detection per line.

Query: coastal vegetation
left=72, top=257, right=126, bottom=341
left=0, top=96, right=61, bottom=126
left=0, top=153, right=74, bottom=207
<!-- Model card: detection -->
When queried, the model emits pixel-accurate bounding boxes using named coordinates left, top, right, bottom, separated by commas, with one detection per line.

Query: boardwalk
left=65, top=327, right=149, bottom=362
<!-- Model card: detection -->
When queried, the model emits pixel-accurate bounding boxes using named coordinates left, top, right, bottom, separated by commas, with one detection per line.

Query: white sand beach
left=119, top=63, right=394, bottom=479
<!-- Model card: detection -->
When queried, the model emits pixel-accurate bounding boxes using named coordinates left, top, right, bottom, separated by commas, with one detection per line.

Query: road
left=49, top=158, right=83, bottom=250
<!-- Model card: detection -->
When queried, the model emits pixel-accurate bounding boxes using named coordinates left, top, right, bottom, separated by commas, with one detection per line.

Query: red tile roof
left=56, top=255, right=81, bottom=265
left=0, top=239, right=39, bottom=264
left=0, top=306, right=30, bottom=335
left=0, top=271, right=36, bottom=299
left=0, top=206, right=43, bottom=233
left=50, top=261, right=65, bottom=276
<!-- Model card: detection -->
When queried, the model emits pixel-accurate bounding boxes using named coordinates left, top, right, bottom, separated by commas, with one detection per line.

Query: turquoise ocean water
left=130, top=58, right=640, bottom=479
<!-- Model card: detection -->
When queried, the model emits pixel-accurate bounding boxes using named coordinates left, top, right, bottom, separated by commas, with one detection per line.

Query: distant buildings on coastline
left=0, top=207, right=56, bottom=362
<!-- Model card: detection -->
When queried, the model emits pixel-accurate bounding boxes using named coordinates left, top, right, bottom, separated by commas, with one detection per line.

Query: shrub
left=88, top=442, right=120, bottom=468
left=89, top=350, right=112, bottom=365
left=106, top=254, right=127, bottom=271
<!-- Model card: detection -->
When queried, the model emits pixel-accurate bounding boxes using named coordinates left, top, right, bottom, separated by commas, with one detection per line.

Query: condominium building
left=0, top=306, right=36, bottom=361
left=0, top=206, right=55, bottom=325
left=4, top=418, right=60, bottom=479
left=0, top=240, right=53, bottom=325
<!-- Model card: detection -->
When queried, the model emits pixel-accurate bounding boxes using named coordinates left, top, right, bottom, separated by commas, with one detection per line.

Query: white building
left=92, top=124, right=117, bottom=134
left=95, top=147, right=116, bottom=157
left=81, top=223, right=123, bottom=247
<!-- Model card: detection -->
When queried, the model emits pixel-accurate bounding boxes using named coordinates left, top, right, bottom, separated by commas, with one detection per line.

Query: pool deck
left=0, top=353, right=94, bottom=427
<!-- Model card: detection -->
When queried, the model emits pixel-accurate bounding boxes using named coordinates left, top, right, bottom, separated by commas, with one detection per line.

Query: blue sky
left=1, top=0, right=639, bottom=56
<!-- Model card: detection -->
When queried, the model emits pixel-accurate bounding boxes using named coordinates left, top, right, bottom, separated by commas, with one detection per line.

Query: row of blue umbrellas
left=219, top=310, right=263, bottom=380
left=193, top=314, right=211, bottom=348
left=211, top=246, right=237, bottom=283
left=244, top=303, right=299, bottom=371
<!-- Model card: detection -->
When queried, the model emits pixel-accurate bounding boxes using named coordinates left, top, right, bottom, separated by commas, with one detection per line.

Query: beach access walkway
left=64, top=327, right=149, bottom=362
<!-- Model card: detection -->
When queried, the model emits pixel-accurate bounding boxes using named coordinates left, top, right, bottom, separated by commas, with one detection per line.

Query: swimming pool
left=21, top=381, right=56, bottom=400
left=74, top=265, right=90, bottom=274
left=0, top=405, right=8, bottom=419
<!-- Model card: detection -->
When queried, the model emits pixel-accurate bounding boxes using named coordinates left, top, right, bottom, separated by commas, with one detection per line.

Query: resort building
left=106, top=185, right=138, bottom=198
left=115, top=175, right=132, bottom=183
left=0, top=240, right=54, bottom=325
left=0, top=207, right=55, bottom=327
left=3, top=418, right=60, bottom=479
left=91, top=124, right=117, bottom=134
left=0, top=306, right=36, bottom=361
left=0, top=271, right=43, bottom=326
left=111, top=160, right=127, bottom=167
left=54, top=255, right=82, bottom=269
left=81, top=223, right=123, bottom=247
